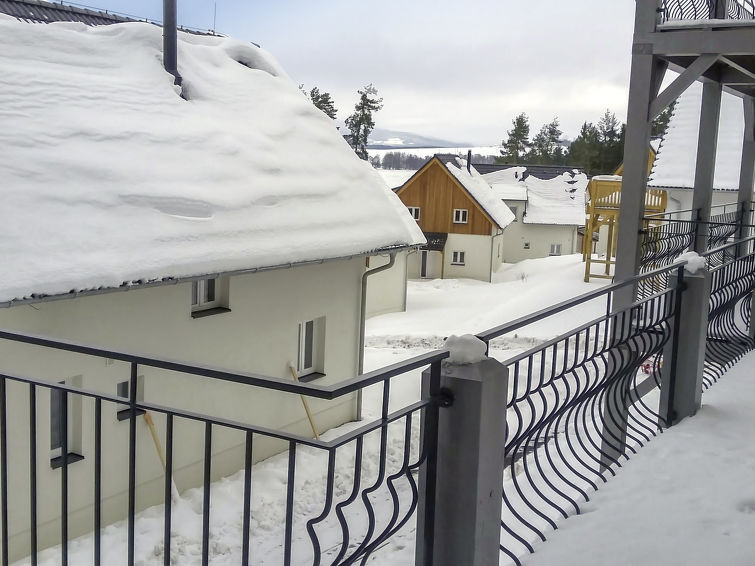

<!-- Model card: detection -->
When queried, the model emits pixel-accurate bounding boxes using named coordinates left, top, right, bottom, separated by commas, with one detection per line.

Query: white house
left=481, top=166, right=588, bottom=262
left=649, top=80, right=749, bottom=213
left=0, top=11, right=423, bottom=558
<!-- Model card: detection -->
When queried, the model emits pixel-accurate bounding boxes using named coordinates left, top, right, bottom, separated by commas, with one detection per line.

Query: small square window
left=407, top=207, right=420, bottom=221
left=523, top=242, right=530, bottom=250
left=116, top=376, right=146, bottom=421
left=451, top=251, right=466, bottom=265
left=549, top=243, right=562, bottom=256
left=453, top=209, right=468, bottom=224
left=509, top=206, right=518, bottom=221
left=50, top=377, right=83, bottom=467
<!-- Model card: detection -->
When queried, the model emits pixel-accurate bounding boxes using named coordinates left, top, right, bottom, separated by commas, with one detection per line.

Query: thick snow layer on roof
left=0, top=18, right=424, bottom=304
left=377, top=169, right=417, bottom=189
left=443, top=159, right=515, bottom=229
left=483, top=169, right=587, bottom=225
left=650, top=81, right=746, bottom=191
left=524, top=173, right=587, bottom=225
left=491, top=184, right=528, bottom=201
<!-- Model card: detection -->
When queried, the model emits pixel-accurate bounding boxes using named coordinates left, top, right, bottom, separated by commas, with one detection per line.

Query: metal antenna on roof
left=467, top=149, right=472, bottom=173
left=163, top=0, right=182, bottom=85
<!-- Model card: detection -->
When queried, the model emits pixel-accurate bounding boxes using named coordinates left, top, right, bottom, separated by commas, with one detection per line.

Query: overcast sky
left=81, top=0, right=638, bottom=144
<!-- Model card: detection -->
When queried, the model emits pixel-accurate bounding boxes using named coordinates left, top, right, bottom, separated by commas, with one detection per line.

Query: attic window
left=453, top=209, right=468, bottom=224
left=407, top=207, right=420, bottom=221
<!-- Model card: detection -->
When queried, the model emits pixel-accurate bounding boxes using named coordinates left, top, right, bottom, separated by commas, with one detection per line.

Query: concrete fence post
left=415, top=336, right=508, bottom=566
left=659, top=268, right=711, bottom=426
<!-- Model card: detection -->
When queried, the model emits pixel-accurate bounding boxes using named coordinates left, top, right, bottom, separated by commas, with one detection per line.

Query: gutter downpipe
left=356, top=252, right=397, bottom=419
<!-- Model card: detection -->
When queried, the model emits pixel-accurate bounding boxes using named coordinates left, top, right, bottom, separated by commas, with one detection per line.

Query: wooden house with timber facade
left=395, top=155, right=515, bottom=282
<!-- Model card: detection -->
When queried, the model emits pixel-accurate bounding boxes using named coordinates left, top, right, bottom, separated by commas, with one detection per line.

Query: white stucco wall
left=443, top=233, right=494, bottom=281
left=499, top=210, right=579, bottom=264
left=365, top=251, right=409, bottom=318
left=0, top=259, right=364, bottom=558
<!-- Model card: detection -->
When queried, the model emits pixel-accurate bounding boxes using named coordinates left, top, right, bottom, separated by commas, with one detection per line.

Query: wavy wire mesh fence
left=701, top=237, right=755, bottom=388
left=0, top=330, right=447, bottom=566
left=660, top=0, right=755, bottom=21
left=478, top=264, right=683, bottom=566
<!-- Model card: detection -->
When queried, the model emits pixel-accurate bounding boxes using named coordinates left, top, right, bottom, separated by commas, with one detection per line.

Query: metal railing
left=477, top=263, right=685, bottom=565
left=660, top=0, right=755, bottom=22
left=0, top=329, right=448, bottom=566
left=700, top=236, right=755, bottom=388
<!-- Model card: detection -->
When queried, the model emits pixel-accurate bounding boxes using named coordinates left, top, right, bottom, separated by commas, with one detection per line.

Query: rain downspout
left=163, top=0, right=182, bottom=85
left=357, top=253, right=396, bottom=418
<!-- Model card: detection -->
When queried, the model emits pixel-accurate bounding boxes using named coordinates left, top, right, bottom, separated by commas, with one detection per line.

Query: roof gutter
left=0, top=244, right=414, bottom=309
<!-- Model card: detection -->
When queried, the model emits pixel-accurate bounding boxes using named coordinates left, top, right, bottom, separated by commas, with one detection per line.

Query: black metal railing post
left=127, top=363, right=137, bottom=566
left=0, top=378, right=7, bottom=566
left=61, top=388, right=68, bottom=566
left=29, top=385, right=37, bottom=566
left=94, top=398, right=101, bottom=566
left=163, top=414, right=173, bottom=566
left=419, top=360, right=441, bottom=566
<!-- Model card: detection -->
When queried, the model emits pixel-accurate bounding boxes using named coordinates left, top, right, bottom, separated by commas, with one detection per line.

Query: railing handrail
left=643, top=201, right=747, bottom=220
left=476, top=260, right=686, bottom=343
left=701, top=233, right=755, bottom=257
left=0, top=328, right=448, bottom=401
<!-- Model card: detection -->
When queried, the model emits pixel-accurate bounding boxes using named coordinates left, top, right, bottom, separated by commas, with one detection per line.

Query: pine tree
left=597, top=110, right=623, bottom=172
left=567, top=122, right=602, bottom=175
left=500, top=113, right=530, bottom=163
left=345, top=84, right=383, bottom=160
left=309, top=87, right=338, bottom=120
left=652, top=100, right=676, bottom=137
left=527, top=118, right=563, bottom=164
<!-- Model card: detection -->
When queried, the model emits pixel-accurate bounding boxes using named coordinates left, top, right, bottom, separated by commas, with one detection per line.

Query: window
left=451, top=251, right=466, bottom=265
left=297, top=317, right=326, bottom=380
left=523, top=242, right=530, bottom=250
left=191, top=277, right=230, bottom=317
left=453, top=209, right=468, bottom=224
left=549, top=243, right=562, bottom=256
left=509, top=206, right=518, bottom=221
left=116, top=376, right=145, bottom=421
left=50, top=377, right=83, bottom=468
left=407, top=207, right=420, bottom=221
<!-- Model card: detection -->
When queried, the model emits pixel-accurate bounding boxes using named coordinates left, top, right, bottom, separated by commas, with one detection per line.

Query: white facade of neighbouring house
left=365, top=251, right=410, bottom=318
left=0, top=15, right=423, bottom=559
left=483, top=167, right=587, bottom=263
left=649, top=81, right=751, bottom=213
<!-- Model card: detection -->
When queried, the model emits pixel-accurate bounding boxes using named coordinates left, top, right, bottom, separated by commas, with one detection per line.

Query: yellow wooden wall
left=396, top=159, right=493, bottom=235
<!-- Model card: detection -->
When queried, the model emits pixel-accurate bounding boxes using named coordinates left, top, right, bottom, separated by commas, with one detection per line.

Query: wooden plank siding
left=396, top=158, right=495, bottom=236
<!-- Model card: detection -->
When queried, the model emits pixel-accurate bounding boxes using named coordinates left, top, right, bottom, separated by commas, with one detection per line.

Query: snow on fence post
left=415, top=335, right=507, bottom=566
left=659, top=263, right=710, bottom=426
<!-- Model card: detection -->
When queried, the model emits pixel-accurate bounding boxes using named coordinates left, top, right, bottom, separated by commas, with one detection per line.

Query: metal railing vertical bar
left=241, top=431, right=252, bottom=566
left=94, top=398, right=101, bottom=566
left=420, top=360, right=441, bottom=566
left=61, top=389, right=68, bottom=566
left=283, top=441, right=296, bottom=566
left=127, top=362, right=137, bottom=566
left=163, top=413, right=173, bottom=566
left=29, top=384, right=37, bottom=566
left=664, top=267, right=686, bottom=426
left=0, top=378, right=7, bottom=566
left=201, top=422, right=212, bottom=566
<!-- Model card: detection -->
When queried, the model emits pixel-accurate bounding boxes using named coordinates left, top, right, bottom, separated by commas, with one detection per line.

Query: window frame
left=191, top=278, right=219, bottom=310
left=549, top=243, right=562, bottom=256
left=407, top=206, right=421, bottom=221
left=452, top=208, right=469, bottom=224
left=50, top=377, right=84, bottom=468
left=297, top=317, right=325, bottom=380
left=451, top=251, right=466, bottom=266
left=116, top=375, right=146, bottom=421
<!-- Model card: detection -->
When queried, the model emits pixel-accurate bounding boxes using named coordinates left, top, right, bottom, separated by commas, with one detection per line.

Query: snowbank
left=0, top=18, right=424, bottom=303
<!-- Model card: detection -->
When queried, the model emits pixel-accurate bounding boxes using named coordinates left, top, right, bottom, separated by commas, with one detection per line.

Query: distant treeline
left=371, top=152, right=497, bottom=170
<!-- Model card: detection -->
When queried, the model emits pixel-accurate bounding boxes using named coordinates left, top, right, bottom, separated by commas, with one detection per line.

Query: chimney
left=163, top=0, right=182, bottom=85
left=467, top=149, right=472, bottom=173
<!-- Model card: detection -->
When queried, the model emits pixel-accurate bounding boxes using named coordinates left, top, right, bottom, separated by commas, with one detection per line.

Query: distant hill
left=366, top=128, right=470, bottom=149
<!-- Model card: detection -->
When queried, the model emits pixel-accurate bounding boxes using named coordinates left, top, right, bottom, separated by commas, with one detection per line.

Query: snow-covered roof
left=482, top=169, right=587, bottom=226
left=0, top=16, right=425, bottom=305
left=442, top=159, right=515, bottom=229
left=649, top=81, right=746, bottom=191
left=377, top=169, right=418, bottom=189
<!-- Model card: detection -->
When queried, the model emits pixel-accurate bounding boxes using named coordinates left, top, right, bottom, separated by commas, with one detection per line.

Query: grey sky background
left=77, top=0, right=638, bottom=144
